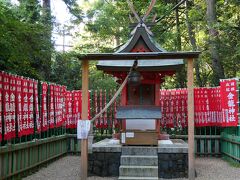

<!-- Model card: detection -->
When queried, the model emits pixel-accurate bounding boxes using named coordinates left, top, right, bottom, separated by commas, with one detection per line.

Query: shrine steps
left=121, top=155, right=158, bottom=166
left=121, top=146, right=158, bottom=156
left=118, top=176, right=158, bottom=180
left=118, top=147, right=158, bottom=180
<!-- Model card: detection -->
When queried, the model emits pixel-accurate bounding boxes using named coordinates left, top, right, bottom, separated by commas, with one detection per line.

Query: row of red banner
left=0, top=71, right=91, bottom=142
left=40, top=83, right=68, bottom=132
left=159, top=89, right=188, bottom=128
left=0, top=70, right=239, bottom=141
left=159, top=79, right=239, bottom=128
left=94, top=90, right=118, bottom=129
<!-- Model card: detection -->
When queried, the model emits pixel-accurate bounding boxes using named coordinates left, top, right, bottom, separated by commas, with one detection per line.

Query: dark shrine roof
left=96, top=25, right=185, bottom=72
left=115, top=26, right=166, bottom=53
left=77, top=24, right=200, bottom=72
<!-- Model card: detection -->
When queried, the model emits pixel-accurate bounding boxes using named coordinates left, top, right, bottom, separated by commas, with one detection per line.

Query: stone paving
left=23, top=156, right=240, bottom=180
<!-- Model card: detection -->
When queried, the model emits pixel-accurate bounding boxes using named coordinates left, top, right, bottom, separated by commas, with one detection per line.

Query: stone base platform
left=88, top=139, right=188, bottom=178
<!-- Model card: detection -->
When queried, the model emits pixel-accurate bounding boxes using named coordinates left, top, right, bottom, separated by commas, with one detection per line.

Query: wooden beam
left=77, top=51, right=201, bottom=61
left=187, top=58, right=195, bottom=180
left=81, top=60, right=89, bottom=180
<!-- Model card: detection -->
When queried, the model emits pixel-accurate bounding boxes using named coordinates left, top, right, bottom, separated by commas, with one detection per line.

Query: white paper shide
left=77, top=120, right=90, bottom=139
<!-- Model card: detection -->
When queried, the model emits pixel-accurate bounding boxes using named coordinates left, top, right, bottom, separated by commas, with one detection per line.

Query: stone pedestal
left=158, top=139, right=188, bottom=178
left=88, top=139, right=188, bottom=178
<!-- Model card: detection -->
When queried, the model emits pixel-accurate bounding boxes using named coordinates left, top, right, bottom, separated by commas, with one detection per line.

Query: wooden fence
left=0, top=135, right=68, bottom=179
left=221, top=127, right=240, bottom=162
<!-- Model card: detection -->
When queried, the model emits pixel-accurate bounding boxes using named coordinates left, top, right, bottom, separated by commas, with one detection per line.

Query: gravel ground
left=23, top=156, right=240, bottom=180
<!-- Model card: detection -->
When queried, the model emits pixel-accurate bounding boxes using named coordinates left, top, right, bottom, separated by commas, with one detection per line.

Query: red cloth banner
left=88, top=91, right=91, bottom=120
left=182, top=89, right=188, bottom=127
left=16, top=76, right=23, bottom=137
left=61, top=86, right=67, bottom=126
left=159, top=90, right=166, bottom=127
left=72, top=90, right=81, bottom=128
left=3, top=73, right=15, bottom=140
left=175, top=89, right=182, bottom=127
left=195, top=88, right=204, bottom=127
left=99, top=90, right=103, bottom=128
left=49, top=84, right=55, bottom=129
left=220, top=79, right=238, bottom=127
left=159, top=89, right=187, bottom=128
left=94, top=90, right=100, bottom=128
left=158, top=86, right=234, bottom=128
left=66, top=91, right=73, bottom=128
left=114, top=90, right=119, bottom=128
left=41, top=82, right=48, bottom=132
left=208, top=87, right=222, bottom=126
left=9, top=75, right=16, bottom=138
left=0, top=71, right=3, bottom=141
left=54, top=85, right=63, bottom=127
left=34, top=80, right=41, bottom=133
left=27, top=79, right=34, bottom=135
left=194, top=88, right=199, bottom=126
left=166, top=90, right=173, bottom=127
left=103, top=90, right=108, bottom=128
left=21, top=78, right=29, bottom=136
left=216, top=87, right=222, bottom=126
left=108, top=90, right=113, bottom=128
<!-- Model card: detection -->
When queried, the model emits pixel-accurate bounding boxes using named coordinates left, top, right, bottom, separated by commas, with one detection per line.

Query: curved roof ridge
left=116, top=25, right=166, bottom=53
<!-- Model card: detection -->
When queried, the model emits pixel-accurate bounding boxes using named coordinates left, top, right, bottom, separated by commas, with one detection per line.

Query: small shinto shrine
left=82, top=20, right=200, bottom=178
left=97, top=25, right=184, bottom=145
left=78, top=2, right=200, bottom=179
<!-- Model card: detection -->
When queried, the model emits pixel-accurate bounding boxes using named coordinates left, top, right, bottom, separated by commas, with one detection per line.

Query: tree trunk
left=206, top=0, right=225, bottom=84
left=41, top=0, right=52, bottom=81
left=42, top=0, right=51, bottom=25
left=186, top=0, right=203, bottom=87
left=175, top=0, right=186, bottom=88
left=175, top=1, right=181, bottom=51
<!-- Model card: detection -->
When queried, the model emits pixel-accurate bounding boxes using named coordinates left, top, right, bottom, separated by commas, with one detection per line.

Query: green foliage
left=73, top=0, right=240, bottom=88
left=50, top=52, right=81, bottom=90
left=0, top=0, right=53, bottom=80
left=74, top=0, right=130, bottom=52
left=50, top=52, right=117, bottom=91
left=62, top=0, right=83, bottom=23
left=1, top=0, right=240, bottom=89
left=222, top=156, right=240, bottom=168
left=89, top=61, right=117, bottom=90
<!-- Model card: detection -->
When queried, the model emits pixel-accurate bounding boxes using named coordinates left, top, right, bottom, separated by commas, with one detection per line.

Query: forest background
left=0, top=0, right=239, bottom=90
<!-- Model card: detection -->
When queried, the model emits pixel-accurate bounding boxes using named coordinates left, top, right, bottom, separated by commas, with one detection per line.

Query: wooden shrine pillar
left=155, top=84, right=160, bottom=133
left=81, top=60, right=89, bottom=180
left=187, top=58, right=195, bottom=180
left=121, top=85, right=127, bottom=130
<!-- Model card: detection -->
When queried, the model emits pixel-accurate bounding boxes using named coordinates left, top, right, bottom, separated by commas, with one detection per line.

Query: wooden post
left=187, top=58, right=195, bottom=180
left=121, top=85, right=127, bottom=130
left=155, top=84, right=160, bottom=133
left=0, top=154, right=2, bottom=178
left=81, top=60, right=89, bottom=180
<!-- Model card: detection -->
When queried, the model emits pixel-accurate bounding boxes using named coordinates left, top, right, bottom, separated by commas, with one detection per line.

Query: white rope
left=90, top=61, right=137, bottom=123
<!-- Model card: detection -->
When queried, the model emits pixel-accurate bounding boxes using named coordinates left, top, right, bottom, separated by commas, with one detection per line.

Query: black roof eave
left=96, top=64, right=183, bottom=72
left=77, top=51, right=200, bottom=61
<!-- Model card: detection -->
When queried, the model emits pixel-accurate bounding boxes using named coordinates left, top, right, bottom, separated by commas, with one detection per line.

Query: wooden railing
left=173, top=135, right=221, bottom=156
left=0, top=135, right=68, bottom=179
left=0, top=132, right=231, bottom=179
left=221, top=127, right=240, bottom=162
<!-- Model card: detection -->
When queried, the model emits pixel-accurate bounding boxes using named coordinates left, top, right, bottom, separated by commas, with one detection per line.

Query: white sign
left=77, top=120, right=90, bottom=139
left=126, top=132, right=134, bottom=138
left=121, top=133, right=126, bottom=143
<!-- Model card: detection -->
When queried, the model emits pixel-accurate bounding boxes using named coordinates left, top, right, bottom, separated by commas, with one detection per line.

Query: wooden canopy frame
left=78, top=51, right=200, bottom=180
